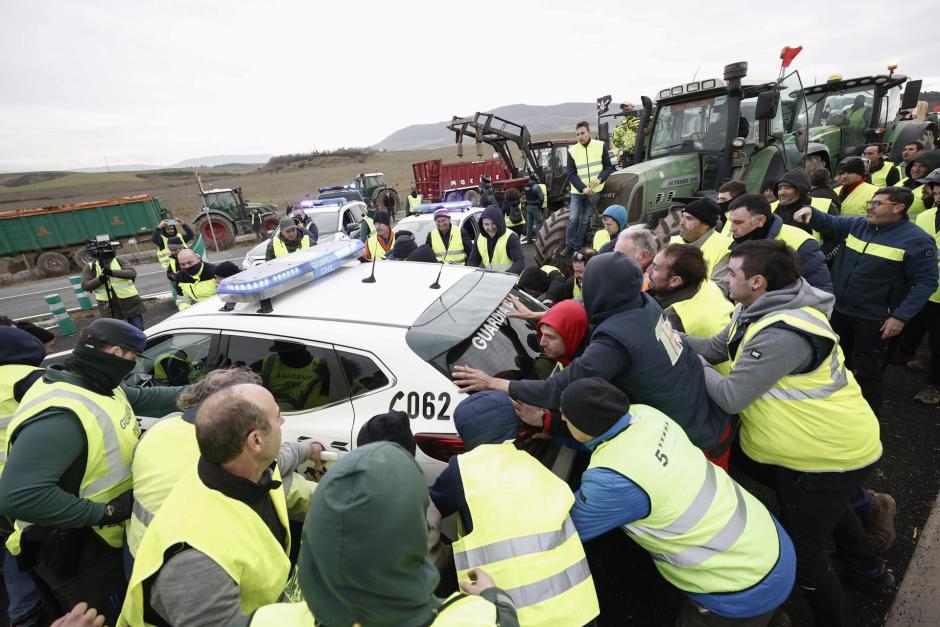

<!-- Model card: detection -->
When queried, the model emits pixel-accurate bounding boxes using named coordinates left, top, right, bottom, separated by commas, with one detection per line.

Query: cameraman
left=80, top=240, right=145, bottom=331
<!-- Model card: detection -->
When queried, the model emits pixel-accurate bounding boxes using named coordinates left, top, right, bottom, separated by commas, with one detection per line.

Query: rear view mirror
left=599, top=122, right=610, bottom=142
left=755, top=90, right=779, bottom=120
left=901, top=80, right=922, bottom=110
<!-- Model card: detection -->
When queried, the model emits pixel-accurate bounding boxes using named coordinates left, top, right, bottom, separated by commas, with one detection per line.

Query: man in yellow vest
left=562, top=377, right=796, bottom=626
left=363, top=210, right=395, bottom=261
left=429, top=392, right=599, bottom=627
left=405, top=186, right=422, bottom=216
left=0, top=327, right=46, bottom=626
left=727, top=194, right=833, bottom=293
left=152, top=219, right=194, bottom=269
left=900, top=151, right=940, bottom=217
left=840, top=94, right=870, bottom=148
left=684, top=240, right=892, bottom=626
left=164, top=237, right=194, bottom=311
left=517, top=264, right=567, bottom=306
left=911, top=170, right=940, bottom=403
left=126, top=371, right=324, bottom=562
left=467, top=206, right=525, bottom=274
left=564, top=247, right=596, bottom=300
left=675, top=198, right=731, bottom=295
left=592, top=204, right=627, bottom=251
left=239, top=442, right=519, bottom=626
left=834, top=157, right=879, bottom=216
left=120, top=384, right=295, bottom=626
left=562, top=121, right=614, bottom=256
left=265, top=216, right=313, bottom=261
left=176, top=249, right=218, bottom=305
left=80, top=243, right=145, bottom=330
left=0, top=320, right=182, bottom=625
left=426, top=207, right=470, bottom=264
left=862, top=144, right=901, bottom=187
left=648, top=244, right=733, bottom=376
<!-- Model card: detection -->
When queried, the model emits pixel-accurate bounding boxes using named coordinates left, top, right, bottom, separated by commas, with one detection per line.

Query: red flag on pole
left=780, top=46, right=803, bottom=68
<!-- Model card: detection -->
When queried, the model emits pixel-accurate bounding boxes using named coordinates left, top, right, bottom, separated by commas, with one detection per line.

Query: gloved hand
left=99, top=490, right=133, bottom=526
left=101, top=266, right=113, bottom=277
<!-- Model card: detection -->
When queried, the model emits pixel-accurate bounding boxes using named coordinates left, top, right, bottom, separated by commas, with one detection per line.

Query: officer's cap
left=87, top=319, right=147, bottom=354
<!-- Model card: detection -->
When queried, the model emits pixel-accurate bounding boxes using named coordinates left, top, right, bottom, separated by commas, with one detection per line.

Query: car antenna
left=362, top=243, right=378, bottom=284
left=429, top=205, right=449, bottom=289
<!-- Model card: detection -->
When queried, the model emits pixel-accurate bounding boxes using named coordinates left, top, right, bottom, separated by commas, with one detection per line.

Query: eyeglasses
left=866, top=200, right=900, bottom=209
left=573, top=251, right=595, bottom=262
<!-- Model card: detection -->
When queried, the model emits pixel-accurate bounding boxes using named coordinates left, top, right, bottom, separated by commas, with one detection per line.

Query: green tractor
left=535, top=61, right=811, bottom=264
left=802, top=69, right=936, bottom=172
left=347, top=172, right=400, bottom=215
left=193, top=186, right=280, bottom=250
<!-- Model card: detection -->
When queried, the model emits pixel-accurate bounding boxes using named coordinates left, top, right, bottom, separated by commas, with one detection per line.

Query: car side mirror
left=344, top=223, right=358, bottom=234
left=755, top=90, right=779, bottom=120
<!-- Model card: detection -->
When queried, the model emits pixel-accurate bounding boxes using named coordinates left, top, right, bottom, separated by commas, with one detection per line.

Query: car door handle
left=297, top=436, right=349, bottom=452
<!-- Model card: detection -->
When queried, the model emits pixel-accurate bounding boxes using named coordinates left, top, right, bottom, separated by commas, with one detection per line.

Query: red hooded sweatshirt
left=537, top=300, right=588, bottom=366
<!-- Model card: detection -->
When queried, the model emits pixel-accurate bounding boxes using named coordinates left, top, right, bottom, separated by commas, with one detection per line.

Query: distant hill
left=68, top=154, right=271, bottom=173
left=374, top=102, right=597, bottom=150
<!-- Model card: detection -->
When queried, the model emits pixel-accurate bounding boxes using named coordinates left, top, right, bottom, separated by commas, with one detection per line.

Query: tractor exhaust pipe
left=718, top=62, right=748, bottom=187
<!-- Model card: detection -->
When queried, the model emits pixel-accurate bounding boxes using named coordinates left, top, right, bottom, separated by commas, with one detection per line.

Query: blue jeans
left=565, top=193, right=595, bottom=250
left=4, top=549, right=41, bottom=622
left=526, top=205, right=543, bottom=240
left=125, top=314, right=145, bottom=331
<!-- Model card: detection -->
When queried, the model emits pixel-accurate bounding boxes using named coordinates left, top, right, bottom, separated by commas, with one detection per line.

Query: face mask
left=184, top=263, right=201, bottom=276
left=65, top=344, right=137, bottom=394
left=717, top=200, right=730, bottom=212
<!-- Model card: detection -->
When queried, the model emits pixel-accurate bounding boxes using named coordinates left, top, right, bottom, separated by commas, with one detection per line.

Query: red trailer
left=412, top=157, right=512, bottom=202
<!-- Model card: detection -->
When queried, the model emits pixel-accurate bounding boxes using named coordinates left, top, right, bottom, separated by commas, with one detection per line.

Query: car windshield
left=406, top=272, right=551, bottom=380
left=806, top=85, right=875, bottom=128
left=308, top=211, right=339, bottom=235
left=649, top=94, right=729, bottom=156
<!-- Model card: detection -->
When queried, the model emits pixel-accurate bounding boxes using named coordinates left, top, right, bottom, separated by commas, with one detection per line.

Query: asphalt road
left=1, top=245, right=255, bottom=320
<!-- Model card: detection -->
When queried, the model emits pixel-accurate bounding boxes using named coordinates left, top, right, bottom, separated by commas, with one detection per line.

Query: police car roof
left=161, top=261, right=485, bottom=329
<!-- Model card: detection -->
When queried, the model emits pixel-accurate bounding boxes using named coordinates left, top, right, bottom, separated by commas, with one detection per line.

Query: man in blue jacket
left=794, top=186, right=939, bottom=414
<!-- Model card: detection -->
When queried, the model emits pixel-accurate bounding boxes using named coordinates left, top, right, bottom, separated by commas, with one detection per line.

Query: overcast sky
left=2, top=0, right=938, bottom=172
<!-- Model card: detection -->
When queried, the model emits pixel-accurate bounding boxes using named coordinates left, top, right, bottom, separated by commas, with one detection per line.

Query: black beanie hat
left=518, top=266, right=550, bottom=294
left=356, top=411, right=416, bottom=456
left=560, top=377, right=630, bottom=437
left=373, top=211, right=391, bottom=227
left=838, top=157, right=866, bottom=176
left=166, top=237, right=184, bottom=247
left=682, top=198, right=719, bottom=227
left=391, top=233, right=417, bottom=259
left=214, top=261, right=240, bottom=279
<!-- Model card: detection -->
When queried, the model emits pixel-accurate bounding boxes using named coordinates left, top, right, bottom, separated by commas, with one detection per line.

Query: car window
left=130, top=332, right=217, bottom=387
left=309, top=211, right=339, bottom=235
left=461, top=212, right=481, bottom=241
left=337, top=350, right=390, bottom=397
left=219, top=334, right=347, bottom=413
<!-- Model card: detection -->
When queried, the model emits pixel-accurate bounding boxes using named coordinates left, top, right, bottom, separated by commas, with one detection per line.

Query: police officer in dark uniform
left=0, top=319, right=184, bottom=625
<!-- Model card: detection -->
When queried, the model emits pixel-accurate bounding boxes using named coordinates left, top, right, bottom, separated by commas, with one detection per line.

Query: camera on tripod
left=86, top=234, right=123, bottom=260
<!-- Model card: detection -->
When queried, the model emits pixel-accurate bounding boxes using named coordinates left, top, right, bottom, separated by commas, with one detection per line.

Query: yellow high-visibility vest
left=593, top=230, right=612, bottom=250
left=156, top=234, right=189, bottom=269
left=431, top=228, right=467, bottom=264
left=89, top=259, right=139, bottom=301
left=833, top=182, right=879, bottom=216
left=870, top=161, right=900, bottom=187
left=6, top=378, right=139, bottom=554
left=0, top=364, right=42, bottom=475
left=568, top=140, right=606, bottom=195
left=476, top=232, right=514, bottom=272
left=670, top=280, right=733, bottom=375
left=589, top=404, right=780, bottom=594
left=728, top=306, right=882, bottom=471
left=915, top=208, right=940, bottom=303
left=272, top=234, right=311, bottom=258
left=119, top=465, right=291, bottom=626
left=454, top=443, right=599, bottom=626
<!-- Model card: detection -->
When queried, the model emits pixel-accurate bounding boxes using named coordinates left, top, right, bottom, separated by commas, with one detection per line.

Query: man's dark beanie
left=560, top=377, right=630, bottom=437
left=838, top=157, right=866, bottom=176
left=518, top=266, right=550, bottom=294
left=356, top=410, right=416, bottom=456
left=682, top=198, right=719, bottom=227
left=373, top=211, right=391, bottom=227
left=167, top=237, right=184, bottom=247
left=214, top=261, right=240, bottom=279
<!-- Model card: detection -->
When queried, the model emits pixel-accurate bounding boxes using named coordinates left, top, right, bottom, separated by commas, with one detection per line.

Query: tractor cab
left=529, top=139, right=576, bottom=203
left=202, top=188, right=249, bottom=221
left=803, top=69, right=934, bottom=169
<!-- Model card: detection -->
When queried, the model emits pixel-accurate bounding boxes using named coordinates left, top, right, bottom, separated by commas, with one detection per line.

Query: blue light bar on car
left=317, top=185, right=348, bottom=193
left=299, top=197, right=345, bottom=208
left=217, top=239, right=365, bottom=303
left=413, top=201, right=472, bottom=214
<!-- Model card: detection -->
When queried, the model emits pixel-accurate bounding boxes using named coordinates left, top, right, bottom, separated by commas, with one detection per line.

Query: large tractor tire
left=534, top=207, right=570, bottom=266
left=260, top=212, right=280, bottom=234
left=650, top=205, right=684, bottom=249
left=194, top=215, right=236, bottom=251
left=36, top=251, right=71, bottom=277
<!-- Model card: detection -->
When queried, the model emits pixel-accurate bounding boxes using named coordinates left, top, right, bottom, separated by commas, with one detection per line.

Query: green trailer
left=0, top=194, right=166, bottom=276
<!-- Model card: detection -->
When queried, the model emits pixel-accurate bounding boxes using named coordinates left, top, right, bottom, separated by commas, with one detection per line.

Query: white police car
left=393, top=201, right=485, bottom=248
left=241, top=198, right=368, bottom=268
left=128, top=239, right=563, bottom=482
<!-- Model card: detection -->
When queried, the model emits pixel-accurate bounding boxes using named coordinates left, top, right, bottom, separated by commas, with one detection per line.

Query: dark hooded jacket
left=518, top=266, right=567, bottom=306
left=0, top=327, right=45, bottom=402
left=298, top=442, right=517, bottom=627
left=774, top=169, right=837, bottom=231
left=904, top=150, right=940, bottom=187
left=467, top=206, right=525, bottom=274
left=509, top=252, right=728, bottom=450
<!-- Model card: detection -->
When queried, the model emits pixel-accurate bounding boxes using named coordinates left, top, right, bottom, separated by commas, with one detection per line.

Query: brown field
left=0, top=143, right=516, bottom=216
